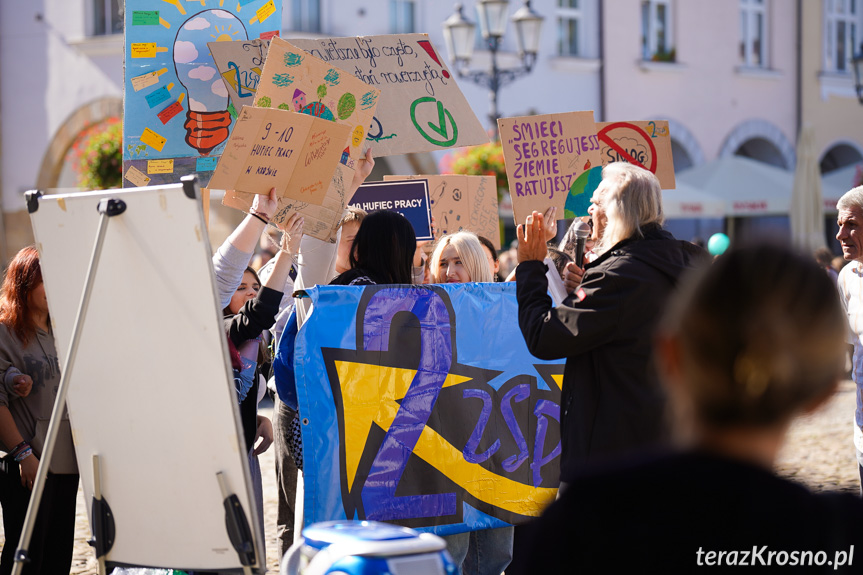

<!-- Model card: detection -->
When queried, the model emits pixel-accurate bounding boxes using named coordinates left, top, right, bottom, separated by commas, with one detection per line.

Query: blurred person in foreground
left=515, top=162, right=705, bottom=486
left=510, top=245, right=863, bottom=573
left=835, top=186, right=863, bottom=487
left=0, top=247, right=78, bottom=575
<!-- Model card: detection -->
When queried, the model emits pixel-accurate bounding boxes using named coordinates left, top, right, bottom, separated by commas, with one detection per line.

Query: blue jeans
left=444, top=526, right=514, bottom=575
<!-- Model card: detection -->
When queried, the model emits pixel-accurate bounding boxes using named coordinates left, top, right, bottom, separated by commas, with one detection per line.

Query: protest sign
left=349, top=180, right=433, bottom=240
left=221, top=162, right=355, bottom=243
left=123, top=1, right=281, bottom=186
left=385, top=174, right=500, bottom=248
left=278, top=283, right=564, bottom=534
left=253, top=37, right=381, bottom=168
left=207, top=38, right=270, bottom=117
left=596, top=120, right=675, bottom=189
left=498, top=112, right=602, bottom=224
left=208, top=106, right=351, bottom=205
left=288, top=34, right=489, bottom=156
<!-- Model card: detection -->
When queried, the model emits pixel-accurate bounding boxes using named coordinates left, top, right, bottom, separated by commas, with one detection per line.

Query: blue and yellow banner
left=287, top=283, right=565, bottom=535
left=288, top=283, right=564, bottom=535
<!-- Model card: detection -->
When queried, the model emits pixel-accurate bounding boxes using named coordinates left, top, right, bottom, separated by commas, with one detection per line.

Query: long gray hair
left=595, top=163, right=664, bottom=254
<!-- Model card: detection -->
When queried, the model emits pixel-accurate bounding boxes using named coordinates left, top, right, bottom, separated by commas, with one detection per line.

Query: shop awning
left=662, top=182, right=725, bottom=219
left=676, top=156, right=794, bottom=217
left=821, top=163, right=862, bottom=212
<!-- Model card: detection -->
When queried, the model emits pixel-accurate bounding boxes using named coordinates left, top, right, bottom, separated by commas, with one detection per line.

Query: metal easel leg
left=12, top=198, right=126, bottom=575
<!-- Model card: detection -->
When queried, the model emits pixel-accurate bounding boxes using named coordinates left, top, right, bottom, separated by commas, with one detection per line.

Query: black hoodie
left=516, top=223, right=707, bottom=482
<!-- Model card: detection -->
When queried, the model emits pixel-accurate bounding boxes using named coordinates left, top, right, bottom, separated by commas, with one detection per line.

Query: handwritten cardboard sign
left=498, top=112, right=602, bottom=224
left=349, top=180, right=433, bottom=240
left=253, top=37, right=381, bottom=168
left=207, top=38, right=270, bottom=118
left=596, top=120, right=675, bottom=189
left=123, top=2, right=282, bottom=186
left=221, top=162, right=356, bottom=243
left=385, top=174, right=500, bottom=248
left=208, top=106, right=350, bottom=205
left=288, top=34, right=489, bottom=157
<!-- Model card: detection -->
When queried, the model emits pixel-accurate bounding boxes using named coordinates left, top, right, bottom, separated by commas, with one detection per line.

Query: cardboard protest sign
left=385, top=174, right=500, bottom=248
left=280, top=283, right=565, bottom=533
left=288, top=34, right=489, bottom=156
left=498, top=112, right=602, bottom=224
left=207, top=38, right=270, bottom=117
left=253, top=37, right=381, bottom=168
left=208, top=106, right=351, bottom=205
left=123, top=1, right=282, bottom=186
left=596, top=120, right=675, bottom=189
left=349, top=180, right=433, bottom=240
left=221, top=162, right=355, bottom=243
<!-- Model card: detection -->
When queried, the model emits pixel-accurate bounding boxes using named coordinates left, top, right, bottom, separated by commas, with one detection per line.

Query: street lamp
left=853, top=42, right=863, bottom=104
left=442, top=1, right=543, bottom=132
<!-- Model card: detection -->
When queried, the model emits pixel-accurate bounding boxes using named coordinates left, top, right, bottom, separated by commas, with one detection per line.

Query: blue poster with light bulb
left=123, top=0, right=282, bottom=188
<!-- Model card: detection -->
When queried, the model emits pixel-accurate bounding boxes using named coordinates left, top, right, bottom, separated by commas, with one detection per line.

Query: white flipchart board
left=29, top=183, right=263, bottom=572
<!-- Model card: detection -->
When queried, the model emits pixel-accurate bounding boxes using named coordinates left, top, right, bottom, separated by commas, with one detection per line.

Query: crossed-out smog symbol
left=410, top=97, right=459, bottom=147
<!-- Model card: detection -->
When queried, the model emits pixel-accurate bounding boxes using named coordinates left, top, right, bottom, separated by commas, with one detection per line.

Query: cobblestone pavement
left=1, top=381, right=859, bottom=574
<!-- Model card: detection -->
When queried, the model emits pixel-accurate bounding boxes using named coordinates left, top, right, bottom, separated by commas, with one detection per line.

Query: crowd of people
left=2, top=155, right=863, bottom=573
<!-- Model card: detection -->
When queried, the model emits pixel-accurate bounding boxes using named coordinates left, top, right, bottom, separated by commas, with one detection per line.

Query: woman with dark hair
left=476, top=235, right=501, bottom=281
left=330, top=209, right=417, bottom=286
left=510, top=244, right=863, bottom=573
left=0, top=246, right=78, bottom=575
left=223, top=214, right=303, bottom=562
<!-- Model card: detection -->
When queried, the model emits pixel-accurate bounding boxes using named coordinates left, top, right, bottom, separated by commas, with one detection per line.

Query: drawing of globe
left=564, top=165, right=603, bottom=219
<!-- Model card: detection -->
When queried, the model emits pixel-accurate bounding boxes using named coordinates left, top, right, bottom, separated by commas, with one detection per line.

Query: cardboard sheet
left=289, top=34, right=489, bottom=156
left=498, top=112, right=602, bottom=224
left=208, top=106, right=351, bottom=205
left=385, top=174, right=500, bottom=248
left=596, top=120, right=675, bottom=189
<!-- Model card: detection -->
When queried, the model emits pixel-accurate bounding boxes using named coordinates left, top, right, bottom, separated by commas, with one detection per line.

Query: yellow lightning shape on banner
left=334, top=361, right=559, bottom=517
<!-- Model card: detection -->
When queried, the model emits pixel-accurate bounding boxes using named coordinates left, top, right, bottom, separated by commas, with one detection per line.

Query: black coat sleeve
left=516, top=260, right=624, bottom=360
left=225, top=286, right=283, bottom=346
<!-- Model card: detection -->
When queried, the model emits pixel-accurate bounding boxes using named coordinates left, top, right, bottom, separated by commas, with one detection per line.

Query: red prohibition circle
left=597, top=122, right=658, bottom=174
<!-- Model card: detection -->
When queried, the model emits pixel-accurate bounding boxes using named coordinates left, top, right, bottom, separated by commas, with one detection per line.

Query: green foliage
left=317, top=83, right=327, bottom=100
left=74, top=118, right=122, bottom=190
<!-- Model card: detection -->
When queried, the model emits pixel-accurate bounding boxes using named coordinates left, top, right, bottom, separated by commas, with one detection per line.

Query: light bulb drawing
left=173, top=10, right=247, bottom=155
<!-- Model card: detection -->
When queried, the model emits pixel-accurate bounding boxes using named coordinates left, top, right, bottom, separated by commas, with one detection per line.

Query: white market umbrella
left=662, top=182, right=726, bottom=219
left=676, top=155, right=794, bottom=216
left=822, top=162, right=863, bottom=212
left=790, top=126, right=825, bottom=252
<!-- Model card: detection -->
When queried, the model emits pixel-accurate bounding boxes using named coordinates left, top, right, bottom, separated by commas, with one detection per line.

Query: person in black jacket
left=515, top=162, right=706, bottom=484
left=510, top=245, right=863, bottom=574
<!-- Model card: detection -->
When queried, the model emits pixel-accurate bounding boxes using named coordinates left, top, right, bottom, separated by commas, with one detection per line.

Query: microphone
left=573, top=220, right=591, bottom=267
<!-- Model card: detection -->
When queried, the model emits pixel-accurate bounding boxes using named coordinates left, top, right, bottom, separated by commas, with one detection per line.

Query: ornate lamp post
left=442, top=1, right=543, bottom=132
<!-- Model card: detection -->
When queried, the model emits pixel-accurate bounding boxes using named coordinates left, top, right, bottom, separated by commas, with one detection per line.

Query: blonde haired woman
left=429, top=231, right=493, bottom=284
left=429, top=231, right=508, bottom=575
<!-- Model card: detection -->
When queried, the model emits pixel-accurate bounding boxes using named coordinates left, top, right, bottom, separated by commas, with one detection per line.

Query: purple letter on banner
left=360, top=287, right=457, bottom=521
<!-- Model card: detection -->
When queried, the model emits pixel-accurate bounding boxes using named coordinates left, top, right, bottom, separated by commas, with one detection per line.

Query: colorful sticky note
left=131, top=68, right=167, bottom=91
left=147, top=159, right=175, bottom=174
left=132, top=11, right=160, bottom=25
left=141, top=128, right=167, bottom=151
left=131, top=43, right=167, bottom=58
left=251, top=0, right=276, bottom=24
left=157, top=100, right=184, bottom=124
left=196, top=156, right=219, bottom=172
left=260, top=30, right=279, bottom=41
left=146, top=85, right=172, bottom=108
left=124, top=166, right=151, bottom=187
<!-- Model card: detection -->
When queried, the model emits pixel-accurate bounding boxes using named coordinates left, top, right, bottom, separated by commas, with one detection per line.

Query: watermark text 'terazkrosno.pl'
left=696, top=546, right=854, bottom=569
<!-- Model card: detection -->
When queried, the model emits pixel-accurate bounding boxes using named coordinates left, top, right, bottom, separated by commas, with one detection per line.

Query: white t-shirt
left=837, top=261, right=863, bottom=456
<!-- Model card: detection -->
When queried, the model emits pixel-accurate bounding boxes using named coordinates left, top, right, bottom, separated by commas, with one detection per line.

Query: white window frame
left=641, top=0, right=674, bottom=62
left=740, top=0, right=768, bottom=68
left=88, top=0, right=123, bottom=37
left=292, top=0, right=322, bottom=34
left=557, top=0, right=582, bottom=57
left=823, top=0, right=861, bottom=73
left=390, top=0, right=416, bottom=34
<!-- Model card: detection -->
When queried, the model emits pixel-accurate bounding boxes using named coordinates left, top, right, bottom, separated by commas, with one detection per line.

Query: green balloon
left=708, top=233, right=730, bottom=256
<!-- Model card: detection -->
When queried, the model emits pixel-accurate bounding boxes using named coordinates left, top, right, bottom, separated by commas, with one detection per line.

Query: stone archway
left=665, top=118, right=705, bottom=171
left=719, top=119, right=796, bottom=170
left=820, top=140, right=863, bottom=173
left=35, top=97, right=123, bottom=189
